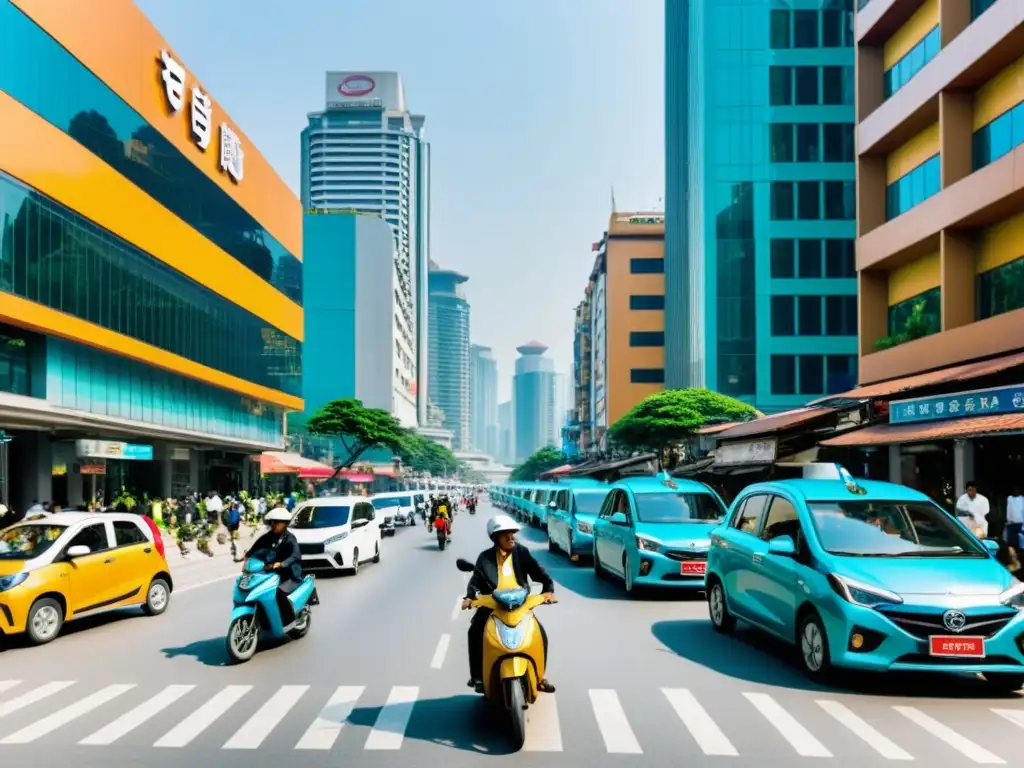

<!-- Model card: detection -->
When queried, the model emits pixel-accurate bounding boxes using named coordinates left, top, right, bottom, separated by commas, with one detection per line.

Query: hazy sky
left=137, top=0, right=664, bottom=401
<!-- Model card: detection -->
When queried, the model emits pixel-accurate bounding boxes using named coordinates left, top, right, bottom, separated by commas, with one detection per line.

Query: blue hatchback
left=546, top=480, right=611, bottom=563
left=706, top=465, right=1024, bottom=690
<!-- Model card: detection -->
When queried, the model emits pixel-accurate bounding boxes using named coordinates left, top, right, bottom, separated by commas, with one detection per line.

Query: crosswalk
left=0, top=678, right=1017, bottom=761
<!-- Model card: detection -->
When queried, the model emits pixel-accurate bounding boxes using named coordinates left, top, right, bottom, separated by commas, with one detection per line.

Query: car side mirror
left=983, top=539, right=1000, bottom=554
left=352, top=518, right=369, bottom=529
left=66, top=545, right=91, bottom=558
left=767, top=536, right=796, bottom=557
left=609, top=512, right=629, bottom=526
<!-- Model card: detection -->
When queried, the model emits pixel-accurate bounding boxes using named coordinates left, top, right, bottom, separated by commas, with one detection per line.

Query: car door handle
left=752, top=553, right=763, bottom=564
left=104, top=557, right=116, bottom=564
left=143, top=547, right=152, bottom=553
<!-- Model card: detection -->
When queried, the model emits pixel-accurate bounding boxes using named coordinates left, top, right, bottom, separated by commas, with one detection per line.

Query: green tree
left=398, top=433, right=459, bottom=476
left=510, top=446, right=566, bottom=482
left=608, top=388, right=757, bottom=461
left=875, top=299, right=932, bottom=351
left=305, top=398, right=407, bottom=469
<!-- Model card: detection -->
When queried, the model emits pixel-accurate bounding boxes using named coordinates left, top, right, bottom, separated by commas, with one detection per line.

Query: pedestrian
left=956, top=481, right=991, bottom=539
left=205, top=490, right=223, bottom=525
left=226, top=497, right=242, bottom=561
left=1006, top=486, right=1024, bottom=555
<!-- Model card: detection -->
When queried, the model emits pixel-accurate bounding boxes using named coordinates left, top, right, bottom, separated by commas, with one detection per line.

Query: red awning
left=259, top=451, right=334, bottom=478
left=337, top=471, right=374, bottom=483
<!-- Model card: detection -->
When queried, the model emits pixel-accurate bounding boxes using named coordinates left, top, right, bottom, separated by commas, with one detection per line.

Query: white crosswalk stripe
left=80, top=685, right=195, bottom=745
left=364, top=686, right=418, bottom=751
left=153, top=685, right=252, bottom=748
left=744, top=692, right=832, bottom=757
left=0, top=681, right=76, bottom=719
left=663, top=688, right=737, bottom=756
left=223, top=685, right=308, bottom=749
left=0, top=682, right=20, bottom=696
left=295, top=685, right=365, bottom=751
left=894, top=706, right=1005, bottom=764
left=816, top=699, right=913, bottom=761
left=523, top=693, right=563, bottom=752
left=0, top=685, right=135, bottom=744
left=589, top=689, right=642, bottom=754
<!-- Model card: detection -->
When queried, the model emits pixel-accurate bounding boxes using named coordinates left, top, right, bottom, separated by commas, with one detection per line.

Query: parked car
left=290, top=496, right=381, bottom=575
left=371, top=492, right=416, bottom=528
left=546, top=480, right=612, bottom=564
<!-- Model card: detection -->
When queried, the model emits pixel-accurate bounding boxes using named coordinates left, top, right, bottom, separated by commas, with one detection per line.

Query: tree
left=398, top=433, right=459, bottom=476
left=305, top=398, right=407, bottom=469
left=608, top=388, right=757, bottom=461
left=510, top=446, right=566, bottom=482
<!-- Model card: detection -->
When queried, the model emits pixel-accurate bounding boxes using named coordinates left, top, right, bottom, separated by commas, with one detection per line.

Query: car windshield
left=575, top=491, right=610, bottom=516
left=372, top=497, right=401, bottom=509
left=0, top=524, right=68, bottom=559
left=809, top=500, right=988, bottom=557
left=291, top=505, right=350, bottom=529
left=634, top=492, right=725, bottom=523
left=397, top=496, right=412, bottom=506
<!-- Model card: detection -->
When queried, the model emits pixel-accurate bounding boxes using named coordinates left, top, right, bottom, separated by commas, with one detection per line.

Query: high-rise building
left=570, top=289, right=594, bottom=453
left=428, top=263, right=471, bottom=450
left=513, top=341, right=556, bottom=462
left=497, top=399, right=514, bottom=466
left=470, top=344, right=499, bottom=456
left=301, top=71, right=430, bottom=424
left=664, top=0, right=859, bottom=411
left=0, top=0, right=302, bottom=510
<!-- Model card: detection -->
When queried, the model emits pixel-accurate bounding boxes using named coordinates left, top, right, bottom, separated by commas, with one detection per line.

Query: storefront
left=71, top=439, right=156, bottom=507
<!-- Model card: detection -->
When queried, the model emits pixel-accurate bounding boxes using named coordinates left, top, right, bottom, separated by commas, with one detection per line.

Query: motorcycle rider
left=244, top=508, right=303, bottom=626
left=462, top=514, right=556, bottom=693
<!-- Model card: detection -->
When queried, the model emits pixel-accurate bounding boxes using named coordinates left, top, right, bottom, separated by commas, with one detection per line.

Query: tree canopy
left=305, top=398, right=407, bottom=469
left=398, top=433, right=459, bottom=477
left=608, top=388, right=757, bottom=455
left=510, top=446, right=566, bottom=482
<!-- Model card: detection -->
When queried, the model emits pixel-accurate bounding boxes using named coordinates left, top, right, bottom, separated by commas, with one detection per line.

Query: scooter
left=456, top=557, right=555, bottom=750
left=226, top=552, right=319, bottom=664
left=437, top=527, right=447, bottom=551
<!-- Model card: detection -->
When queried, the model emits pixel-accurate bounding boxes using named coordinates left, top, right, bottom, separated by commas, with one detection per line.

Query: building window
left=770, top=9, right=791, bottom=48
left=798, top=239, right=823, bottom=278
left=796, top=123, right=820, bottom=162
left=798, top=296, right=822, bottom=335
left=973, top=101, right=1024, bottom=171
left=770, top=239, right=795, bottom=278
left=771, top=296, right=795, bottom=336
left=888, top=287, right=941, bottom=337
left=821, top=66, right=854, bottom=105
left=826, top=355, right=858, bottom=394
left=825, top=239, right=856, bottom=278
left=884, top=26, right=940, bottom=99
left=978, top=255, right=1024, bottom=319
left=825, top=295, right=858, bottom=336
left=973, top=0, right=998, bottom=18
left=824, top=181, right=856, bottom=220
left=629, top=294, right=665, bottom=310
left=630, top=258, right=664, bottom=274
left=771, top=182, right=795, bottom=220
left=800, top=355, right=824, bottom=394
left=822, top=123, right=855, bottom=162
left=794, top=66, right=820, bottom=106
left=629, top=331, right=665, bottom=347
left=798, top=181, right=821, bottom=220
left=793, top=10, right=819, bottom=48
left=821, top=8, right=854, bottom=48
left=885, top=155, right=940, bottom=220
left=769, top=66, right=793, bottom=106
left=771, top=355, right=797, bottom=395
left=0, top=323, right=34, bottom=396
left=769, top=123, right=794, bottom=163
left=630, top=368, right=664, bottom=384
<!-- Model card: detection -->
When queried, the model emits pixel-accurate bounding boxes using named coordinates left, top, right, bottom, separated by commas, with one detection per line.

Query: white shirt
left=205, top=495, right=224, bottom=514
left=956, top=492, right=990, bottom=536
left=1007, top=495, right=1024, bottom=525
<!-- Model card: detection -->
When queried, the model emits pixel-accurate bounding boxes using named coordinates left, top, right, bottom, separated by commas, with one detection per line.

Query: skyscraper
left=664, top=1, right=858, bottom=411
left=513, top=341, right=555, bottom=462
left=470, top=344, right=499, bottom=457
left=497, top=399, right=514, bottom=466
left=428, top=263, right=471, bottom=450
left=301, top=71, right=431, bottom=423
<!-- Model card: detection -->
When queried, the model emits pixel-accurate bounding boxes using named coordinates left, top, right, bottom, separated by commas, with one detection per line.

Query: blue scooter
left=226, top=551, right=319, bottom=664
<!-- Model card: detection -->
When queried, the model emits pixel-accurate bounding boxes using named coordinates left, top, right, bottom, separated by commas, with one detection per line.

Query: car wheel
left=982, top=673, right=1024, bottom=692
left=26, top=597, right=64, bottom=645
left=798, top=611, right=832, bottom=680
left=707, top=579, right=735, bottom=634
left=142, top=577, right=171, bottom=616
left=623, top=554, right=635, bottom=594
left=373, top=542, right=381, bottom=563
left=351, top=549, right=360, bottom=576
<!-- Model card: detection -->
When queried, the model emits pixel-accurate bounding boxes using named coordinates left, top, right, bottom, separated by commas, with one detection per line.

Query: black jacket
left=465, top=543, right=554, bottom=599
left=246, top=530, right=303, bottom=584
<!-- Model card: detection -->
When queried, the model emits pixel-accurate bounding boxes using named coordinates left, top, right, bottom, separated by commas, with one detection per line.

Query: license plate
left=680, top=561, right=706, bottom=576
left=928, top=636, right=985, bottom=658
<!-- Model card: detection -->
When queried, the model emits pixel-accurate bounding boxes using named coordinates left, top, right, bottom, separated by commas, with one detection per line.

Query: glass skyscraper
left=513, top=341, right=556, bottom=462
left=665, top=0, right=859, bottom=412
left=427, top=263, right=471, bottom=450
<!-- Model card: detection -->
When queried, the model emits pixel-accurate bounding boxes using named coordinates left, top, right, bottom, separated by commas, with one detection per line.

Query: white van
left=371, top=491, right=416, bottom=527
left=290, top=496, right=381, bottom=575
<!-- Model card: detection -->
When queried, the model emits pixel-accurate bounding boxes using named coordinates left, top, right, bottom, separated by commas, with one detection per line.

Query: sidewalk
left=159, top=525, right=262, bottom=591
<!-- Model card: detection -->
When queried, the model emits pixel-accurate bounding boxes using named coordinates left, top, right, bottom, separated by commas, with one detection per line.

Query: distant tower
left=513, top=341, right=555, bottom=462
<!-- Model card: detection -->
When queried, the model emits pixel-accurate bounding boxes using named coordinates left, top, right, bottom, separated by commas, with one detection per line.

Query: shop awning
left=697, top=422, right=742, bottom=435
left=820, top=413, right=1024, bottom=448
left=539, top=464, right=573, bottom=479
left=337, top=470, right=374, bottom=483
left=259, top=451, right=334, bottom=478
left=713, top=407, right=835, bottom=440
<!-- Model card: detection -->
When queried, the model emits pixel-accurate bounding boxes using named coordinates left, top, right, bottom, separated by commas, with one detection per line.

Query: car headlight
left=576, top=520, right=593, bottom=534
left=828, top=574, right=902, bottom=608
left=635, top=535, right=663, bottom=553
left=324, top=532, right=349, bottom=546
left=0, top=572, right=28, bottom=592
left=1000, top=582, right=1024, bottom=609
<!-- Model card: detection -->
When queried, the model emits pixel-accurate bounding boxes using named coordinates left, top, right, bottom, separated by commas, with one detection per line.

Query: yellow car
left=0, top=511, right=173, bottom=645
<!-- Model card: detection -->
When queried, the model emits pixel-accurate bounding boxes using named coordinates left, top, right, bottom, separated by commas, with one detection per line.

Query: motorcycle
left=456, top=557, right=555, bottom=750
left=226, top=551, right=319, bottom=664
left=437, top=526, right=447, bottom=551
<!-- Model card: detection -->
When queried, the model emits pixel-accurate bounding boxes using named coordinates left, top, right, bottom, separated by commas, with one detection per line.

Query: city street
left=1, top=502, right=1023, bottom=766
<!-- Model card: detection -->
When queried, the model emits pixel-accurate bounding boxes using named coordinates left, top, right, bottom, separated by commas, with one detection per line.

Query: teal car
left=591, top=474, right=727, bottom=594
left=523, top=483, right=561, bottom=528
left=705, top=464, right=1024, bottom=690
left=546, top=480, right=611, bottom=563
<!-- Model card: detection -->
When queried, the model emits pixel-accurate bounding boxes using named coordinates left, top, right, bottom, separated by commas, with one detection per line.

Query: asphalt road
left=2, top=500, right=1024, bottom=766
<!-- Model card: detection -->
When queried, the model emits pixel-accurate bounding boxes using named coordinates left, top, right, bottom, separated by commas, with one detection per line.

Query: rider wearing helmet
left=244, top=507, right=303, bottom=625
left=462, top=514, right=556, bottom=693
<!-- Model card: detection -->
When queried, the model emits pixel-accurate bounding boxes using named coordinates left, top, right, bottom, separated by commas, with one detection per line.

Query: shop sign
left=51, top=465, right=67, bottom=477
left=615, top=215, right=664, bottom=225
left=714, top=439, right=777, bottom=466
left=79, top=463, right=106, bottom=475
left=159, top=50, right=244, bottom=183
left=75, top=440, right=153, bottom=461
left=889, top=384, right=1024, bottom=425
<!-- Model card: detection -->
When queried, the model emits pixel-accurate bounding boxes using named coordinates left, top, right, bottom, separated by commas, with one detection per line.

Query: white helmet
left=265, top=508, right=292, bottom=524
left=487, top=514, right=520, bottom=539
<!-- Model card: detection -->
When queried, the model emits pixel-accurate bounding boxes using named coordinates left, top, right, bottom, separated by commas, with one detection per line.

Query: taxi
left=545, top=479, right=611, bottom=563
left=706, top=464, right=1024, bottom=690
left=0, top=511, right=172, bottom=645
left=591, top=473, right=727, bottom=594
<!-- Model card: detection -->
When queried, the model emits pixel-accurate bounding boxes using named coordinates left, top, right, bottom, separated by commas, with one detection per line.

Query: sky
left=136, top=0, right=665, bottom=401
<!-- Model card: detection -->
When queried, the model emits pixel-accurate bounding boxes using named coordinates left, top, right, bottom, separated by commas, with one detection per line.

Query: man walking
left=956, top=481, right=991, bottom=539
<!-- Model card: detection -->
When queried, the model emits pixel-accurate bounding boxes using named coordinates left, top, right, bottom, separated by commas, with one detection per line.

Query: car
left=546, top=480, right=611, bottom=563
left=371, top=492, right=416, bottom=529
left=591, top=474, right=727, bottom=594
left=290, top=496, right=382, bottom=575
left=705, top=463, right=1024, bottom=689
left=0, top=511, right=172, bottom=645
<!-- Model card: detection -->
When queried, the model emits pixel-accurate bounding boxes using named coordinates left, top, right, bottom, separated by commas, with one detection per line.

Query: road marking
left=364, top=686, right=418, bottom=750
left=450, top=595, right=463, bottom=621
left=896, top=706, right=1004, bottom=764
left=176, top=573, right=240, bottom=594
left=154, top=685, right=251, bottom=748
left=744, top=692, right=831, bottom=757
left=223, top=685, right=308, bottom=749
left=0, top=681, right=20, bottom=695
left=523, top=693, right=563, bottom=752
left=588, top=689, right=642, bottom=754
left=81, top=685, right=195, bottom=745
left=0, top=681, right=76, bottom=719
left=430, top=634, right=451, bottom=669
left=0, top=684, right=135, bottom=744
left=992, top=707, right=1024, bottom=731
left=662, top=688, right=737, bottom=756
left=295, top=686, right=365, bottom=750
left=817, top=699, right=913, bottom=760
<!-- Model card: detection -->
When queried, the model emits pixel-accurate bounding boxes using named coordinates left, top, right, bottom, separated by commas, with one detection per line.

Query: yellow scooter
left=456, top=558, right=555, bottom=749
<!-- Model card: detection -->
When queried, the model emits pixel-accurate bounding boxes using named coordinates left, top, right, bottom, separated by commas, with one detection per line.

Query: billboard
left=326, top=71, right=405, bottom=111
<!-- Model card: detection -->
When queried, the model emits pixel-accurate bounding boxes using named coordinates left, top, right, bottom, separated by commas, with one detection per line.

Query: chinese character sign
left=160, top=50, right=186, bottom=112
left=220, top=124, right=244, bottom=183
left=190, top=86, right=213, bottom=150
left=889, top=385, right=1024, bottom=424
